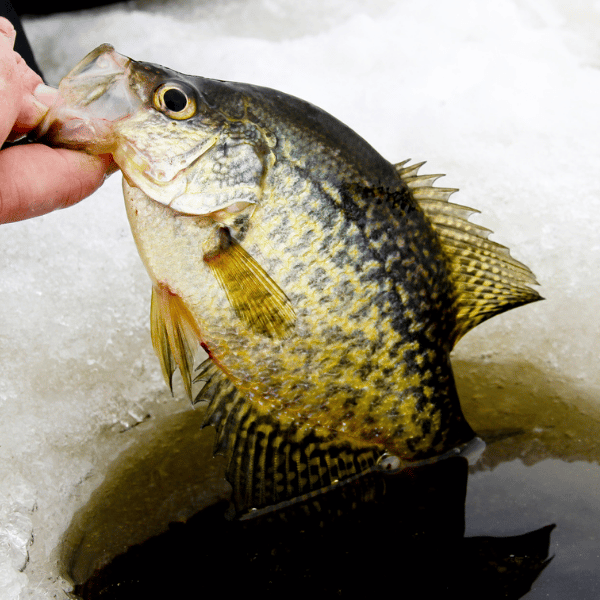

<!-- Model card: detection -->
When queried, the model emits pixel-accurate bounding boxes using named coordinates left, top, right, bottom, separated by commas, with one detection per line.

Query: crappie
left=38, top=45, right=540, bottom=517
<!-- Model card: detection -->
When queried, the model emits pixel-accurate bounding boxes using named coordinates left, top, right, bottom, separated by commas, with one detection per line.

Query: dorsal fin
left=396, top=160, right=541, bottom=344
left=193, top=359, right=382, bottom=518
left=150, top=283, right=203, bottom=399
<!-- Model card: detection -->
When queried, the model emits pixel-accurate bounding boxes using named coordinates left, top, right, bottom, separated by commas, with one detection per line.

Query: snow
left=1, top=0, right=598, bottom=596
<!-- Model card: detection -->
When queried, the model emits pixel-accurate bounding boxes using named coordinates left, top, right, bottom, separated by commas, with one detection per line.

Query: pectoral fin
left=203, top=227, right=295, bottom=338
left=150, top=283, right=202, bottom=399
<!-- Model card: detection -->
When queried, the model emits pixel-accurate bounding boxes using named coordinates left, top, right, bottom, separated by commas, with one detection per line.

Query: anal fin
left=194, top=359, right=382, bottom=517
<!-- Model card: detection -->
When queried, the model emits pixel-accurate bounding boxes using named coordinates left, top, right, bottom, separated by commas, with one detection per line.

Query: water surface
left=62, top=359, right=600, bottom=599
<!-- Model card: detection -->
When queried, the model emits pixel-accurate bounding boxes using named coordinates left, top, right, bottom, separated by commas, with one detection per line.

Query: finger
left=12, top=83, right=58, bottom=135
left=15, top=52, right=45, bottom=96
left=0, top=19, right=49, bottom=137
left=0, top=17, right=16, bottom=50
left=0, top=145, right=115, bottom=224
left=0, top=25, right=20, bottom=142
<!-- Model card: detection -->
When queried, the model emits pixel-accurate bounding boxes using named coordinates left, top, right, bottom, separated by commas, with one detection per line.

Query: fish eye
left=153, top=83, right=197, bottom=120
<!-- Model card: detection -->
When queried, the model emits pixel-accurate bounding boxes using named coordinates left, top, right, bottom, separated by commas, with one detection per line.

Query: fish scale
left=225, top=163, right=461, bottom=452
left=38, top=44, right=540, bottom=518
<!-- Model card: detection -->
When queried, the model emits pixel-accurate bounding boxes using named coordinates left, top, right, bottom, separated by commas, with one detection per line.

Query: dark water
left=62, top=360, right=600, bottom=599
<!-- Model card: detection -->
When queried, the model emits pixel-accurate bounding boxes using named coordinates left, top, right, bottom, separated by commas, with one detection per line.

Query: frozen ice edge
left=2, top=0, right=599, bottom=597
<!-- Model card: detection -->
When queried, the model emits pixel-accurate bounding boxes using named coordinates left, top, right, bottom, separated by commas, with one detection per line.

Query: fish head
left=37, top=44, right=271, bottom=215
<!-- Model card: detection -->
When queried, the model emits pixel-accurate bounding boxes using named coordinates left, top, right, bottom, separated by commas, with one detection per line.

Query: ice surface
left=1, top=0, right=598, bottom=596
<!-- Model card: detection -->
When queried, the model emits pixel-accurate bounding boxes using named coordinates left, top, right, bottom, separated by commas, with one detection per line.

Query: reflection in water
left=456, top=359, right=600, bottom=467
left=63, top=360, right=600, bottom=599
left=75, top=459, right=554, bottom=599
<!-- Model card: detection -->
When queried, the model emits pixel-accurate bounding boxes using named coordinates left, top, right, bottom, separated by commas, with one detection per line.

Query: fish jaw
left=36, top=44, right=140, bottom=154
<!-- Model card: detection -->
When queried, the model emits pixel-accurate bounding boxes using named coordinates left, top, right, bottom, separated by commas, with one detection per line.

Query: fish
left=37, top=45, right=540, bottom=518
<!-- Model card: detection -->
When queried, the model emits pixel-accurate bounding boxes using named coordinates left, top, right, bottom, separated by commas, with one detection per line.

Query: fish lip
left=34, top=44, right=139, bottom=150
left=62, top=44, right=130, bottom=92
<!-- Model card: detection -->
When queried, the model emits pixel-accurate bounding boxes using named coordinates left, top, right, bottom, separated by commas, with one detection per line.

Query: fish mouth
left=35, top=44, right=140, bottom=153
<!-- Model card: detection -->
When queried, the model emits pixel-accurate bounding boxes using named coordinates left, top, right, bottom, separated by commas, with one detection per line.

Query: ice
left=1, top=0, right=598, bottom=596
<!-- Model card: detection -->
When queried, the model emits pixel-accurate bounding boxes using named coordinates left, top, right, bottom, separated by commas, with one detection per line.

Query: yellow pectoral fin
left=203, top=228, right=295, bottom=339
left=151, top=284, right=202, bottom=400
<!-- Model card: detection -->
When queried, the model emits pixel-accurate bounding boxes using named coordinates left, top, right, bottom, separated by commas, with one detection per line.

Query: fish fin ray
left=203, top=230, right=296, bottom=339
left=150, top=284, right=202, bottom=400
left=150, top=286, right=176, bottom=393
left=396, top=160, right=542, bottom=343
left=195, top=359, right=382, bottom=515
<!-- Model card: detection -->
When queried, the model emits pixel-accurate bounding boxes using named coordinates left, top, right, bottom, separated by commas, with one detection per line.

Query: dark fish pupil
left=163, top=88, right=187, bottom=112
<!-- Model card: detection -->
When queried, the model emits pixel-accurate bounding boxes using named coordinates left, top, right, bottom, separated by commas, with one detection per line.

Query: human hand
left=0, top=17, right=115, bottom=224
